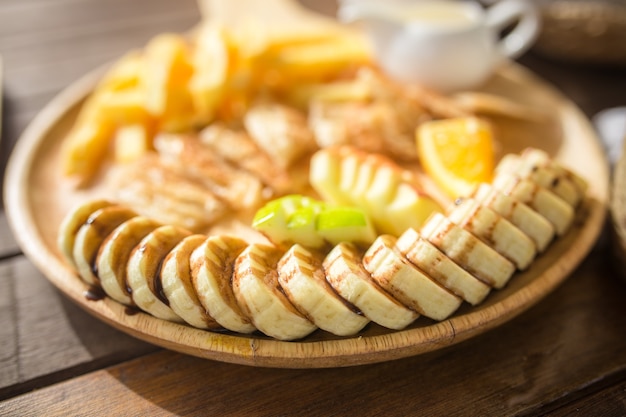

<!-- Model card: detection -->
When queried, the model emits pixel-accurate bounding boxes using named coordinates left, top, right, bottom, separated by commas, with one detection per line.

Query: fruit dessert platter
left=48, top=0, right=594, bottom=343
left=5, top=0, right=607, bottom=364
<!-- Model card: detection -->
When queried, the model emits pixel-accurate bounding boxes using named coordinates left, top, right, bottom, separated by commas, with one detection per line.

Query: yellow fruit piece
left=199, top=0, right=351, bottom=54
left=61, top=116, right=114, bottom=182
left=310, top=147, right=443, bottom=236
left=96, top=89, right=151, bottom=126
left=269, top=34, right=371, bottom=81
left=199, top=0, right=371, bottom=93
left=417, top=117, right=495, bottom=198
left=96, top=50, right=143, bottom=93
left=288, top=78, right=372, bottom=108
left=140, top=33, right=194, bottom=118
left=114, top=124, right=151, bottom=163
left=189, top=23, right=229, bottom=120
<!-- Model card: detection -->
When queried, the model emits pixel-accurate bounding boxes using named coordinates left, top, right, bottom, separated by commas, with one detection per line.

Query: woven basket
left=533, top=0, right=626, bottom=67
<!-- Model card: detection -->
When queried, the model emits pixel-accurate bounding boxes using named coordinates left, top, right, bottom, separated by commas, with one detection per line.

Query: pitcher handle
left=486, top=0, right=541, bottom=60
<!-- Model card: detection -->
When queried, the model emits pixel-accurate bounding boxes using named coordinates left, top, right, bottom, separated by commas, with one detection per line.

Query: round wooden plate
left=4, top=62, right=609, bottom=368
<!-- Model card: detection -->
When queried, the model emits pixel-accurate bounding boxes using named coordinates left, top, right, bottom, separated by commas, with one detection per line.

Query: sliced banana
left=161, top=234, right=222, bottom=329
left=58, top=199, right=113, bottom=268
left=496, top=154, right=581, bottom=207
left=96, top=216, right=161, bottom=305
left=324, top=242, right=418, bottom=329
left=278, top=244, right=370, bottom=336
left=470, top=183, right=555, bottom=252
left=73, top=205, right=138, bottom=285
left=363, top=235, right=462, bottom=321
left=396, top=228, right=490, bottom=305
left=190, top=235, right=256, bottom=333
left=492, top=172, right=574, bottom=235
left=233, top=243, right=317, bottom=340
left=127, top=225, right=191, bottom=322
left=448, top=198, right=536, bottom=270
left=519, top=148, right=588, bottom=196
left=420, top=212, right=515, bottom=289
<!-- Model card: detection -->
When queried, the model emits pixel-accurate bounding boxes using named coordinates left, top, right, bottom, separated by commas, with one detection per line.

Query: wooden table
left=1, top=1, right=626, bottom=415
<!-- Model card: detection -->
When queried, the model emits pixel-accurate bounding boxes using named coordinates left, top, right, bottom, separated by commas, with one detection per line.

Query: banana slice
left=233, top=243, right=317, bottom=340
left=496, top=154, right=581, bottom=207
left=73, top=205, right=138, bottom=285
left=127, top=225, right=191, bottom=322
left=58, top=199, right=113, bottom=268
left=96, top=216, right=161, bottom=305
left=471, top=183, right=555, bottom=252
left=323, top=242, right=418, bottom=329
left=161, top=234, right=222, bottom=329
left=363, top=235, right=462, bottom=321
left=396, top=228, right=490, bottom=305
left=190, top=235, right=256, bottom=333
left=277, top=244, right=370, bottom=336
left=519, top=148, right=588, bottom=196
left=448, top=198, right=536, bottom=270
left=492, top=172, right=574, bottom=235
left=420, top=212, right=515, bottom=289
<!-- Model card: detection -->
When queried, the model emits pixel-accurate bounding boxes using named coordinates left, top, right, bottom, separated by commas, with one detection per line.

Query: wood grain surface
left=1, top=0, right=626, bottom=415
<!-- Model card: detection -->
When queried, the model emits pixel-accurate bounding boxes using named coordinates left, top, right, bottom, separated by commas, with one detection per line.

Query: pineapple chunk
left=114, top=124, right=151, bottom=163
left=288, top=79, right=372, bottom=108
left=271, top=34, right=370, bottom=80
left=95, top=89, right=151, bottom=126
left=198, top=0, right=352, bottom=52
left=96, top=50, right=143, bottom=93
left=61, top=116, right=114, bottom=182
left=140, top=33, right=194, bottom=118
left=189, top=23, right=229, bottom=120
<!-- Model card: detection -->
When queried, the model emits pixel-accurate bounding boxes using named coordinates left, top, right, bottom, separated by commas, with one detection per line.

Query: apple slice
left=374, top=182, right=443, bottom=236
left=253, top=195, right=326, bottom=248
left=316, top=206, right=376, bottom=246
left=310, top=146, right=443, bottom=236
left=286, top=203, right=327, bottom=248
left=309, top=148, right=351, bottom=205
left=252, top=194, right=376, bottom=249
left=362, top=160, right=399, bottom=206
left=338, top=152, right=362, bottom=195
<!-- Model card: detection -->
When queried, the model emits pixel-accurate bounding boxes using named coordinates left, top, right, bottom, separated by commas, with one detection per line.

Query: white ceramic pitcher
left=338, top=0, right=540, bottom=92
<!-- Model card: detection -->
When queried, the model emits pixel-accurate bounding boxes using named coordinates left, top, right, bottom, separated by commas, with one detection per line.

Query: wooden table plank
left=0, top=255, right=158, bottom=399
left=0, top=211, right=18, bottom=256
left=0, top=262, right=19, bottom=388
left=0, top=0, right=199, bottom=46
left=547, top=380, right=626, bottom=416
left=2, top=250, right=625, bottom=416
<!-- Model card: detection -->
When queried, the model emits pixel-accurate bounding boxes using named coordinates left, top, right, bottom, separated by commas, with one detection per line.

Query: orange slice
left=417, top=117, right=495, bottom=198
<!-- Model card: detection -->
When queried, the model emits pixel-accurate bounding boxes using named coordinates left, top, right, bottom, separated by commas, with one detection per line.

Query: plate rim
left=3, top=62, right=609, bottom=368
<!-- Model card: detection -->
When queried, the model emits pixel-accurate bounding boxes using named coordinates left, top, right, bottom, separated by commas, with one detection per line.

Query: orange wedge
left=417, top=117, right=495, bottom=198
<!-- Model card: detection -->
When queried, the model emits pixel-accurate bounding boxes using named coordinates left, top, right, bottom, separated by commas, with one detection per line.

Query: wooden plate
left=4, top=62, right=609, bottom=368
